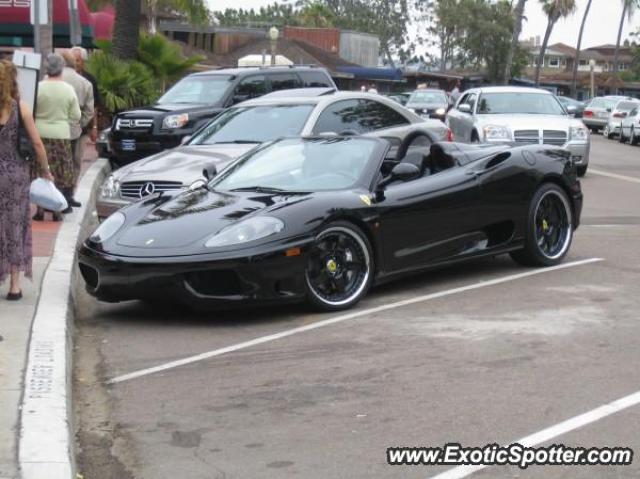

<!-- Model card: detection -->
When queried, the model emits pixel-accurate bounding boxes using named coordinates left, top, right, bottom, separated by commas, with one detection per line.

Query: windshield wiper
left=214, top=140, right=261, bottom=144
left=230, top=186, right=287, bottom=193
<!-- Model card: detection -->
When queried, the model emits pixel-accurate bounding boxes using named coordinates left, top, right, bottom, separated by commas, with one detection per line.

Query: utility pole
left=69, top=0, right=82, bottom=46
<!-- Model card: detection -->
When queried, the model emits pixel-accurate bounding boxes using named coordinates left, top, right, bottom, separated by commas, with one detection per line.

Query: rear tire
left=510, top=183, right=573, bottom=267
left=604, top=125, right=614, bottom=139
left=305, top=222, right=374, bottom=311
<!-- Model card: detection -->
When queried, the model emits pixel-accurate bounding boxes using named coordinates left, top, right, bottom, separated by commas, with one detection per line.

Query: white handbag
left=29, top=178, right=68, bottom=212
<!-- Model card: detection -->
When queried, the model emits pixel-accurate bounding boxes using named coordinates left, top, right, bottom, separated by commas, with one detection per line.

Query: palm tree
left=534, top=0, right=576, bottom=86
left=503, top=0, right=527, bottom=84
left=570, top=0, right=593, bottom=98
left=298, top=1, right=336, bottom=27
left=613, top=0, right=638, bottom=92
left=112, top=0, right=142, bottom=60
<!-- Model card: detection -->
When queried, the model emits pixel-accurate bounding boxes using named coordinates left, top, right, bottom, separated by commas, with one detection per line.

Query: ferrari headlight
left=570, top=126, right=589, bottom=141
left=435, top=107, right=446, bottom=116
left=162, top=113, right=189, bottom=129
left=483, top=125, right=512, bottom=141
left=90, top=212, right=125, bottom=243
left=204, top=216, right=284, bottom=248
left=100, top=175, right=120, bottom=198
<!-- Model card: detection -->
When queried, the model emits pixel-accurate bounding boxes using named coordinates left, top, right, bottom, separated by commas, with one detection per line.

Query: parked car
left=619, top=104, right=640, bottom=145
left=386, top=92, right=411, bottom=106
left=96, top=127, right=112, bottom=160
left=582, top=95, right=634, bottom=132
left=603, top=99, right=640, bottom=139
left=405, top=89, right=449, bottom=122
left=446, top=86, right=591, bottom=176
left=557, top=96, right=585, bottom=118
left=108, top=66, right=336, bottom=166
left=97, top=89, right=451, bottom=220
left=79, top=135, right=582, bottom=311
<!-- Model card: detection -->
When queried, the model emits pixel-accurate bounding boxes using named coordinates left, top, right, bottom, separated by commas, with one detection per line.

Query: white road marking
left=428, top=389, right=640, bottom=479
left=108, top=258, right=603, bottom=385
left=589, top=168, right=640, bottom=184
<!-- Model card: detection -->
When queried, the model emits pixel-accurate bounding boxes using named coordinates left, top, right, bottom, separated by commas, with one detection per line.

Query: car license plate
left=121, top=139, right=136, bottom=151
left=598, top=112, right=609, bottom=118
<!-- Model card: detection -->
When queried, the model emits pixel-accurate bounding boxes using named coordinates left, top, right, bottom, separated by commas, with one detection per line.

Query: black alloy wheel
left=305, top=222, right=373, bottom=311
left=510, top=183, right=573, bottom=267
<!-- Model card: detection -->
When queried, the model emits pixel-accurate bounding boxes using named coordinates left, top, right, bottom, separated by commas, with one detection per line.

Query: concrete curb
left=18, top=159, right=109, bottom=479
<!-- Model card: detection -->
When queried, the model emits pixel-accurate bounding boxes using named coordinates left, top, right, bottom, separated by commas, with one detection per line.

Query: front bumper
left=78, top=243, right=311, bottom=310
left=565, top=141, right=590, bottom=166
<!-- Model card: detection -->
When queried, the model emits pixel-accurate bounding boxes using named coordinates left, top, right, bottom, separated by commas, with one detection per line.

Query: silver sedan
left=97, top=90, right=450, bottom=220
left=446, top=86, right=591, bottom=176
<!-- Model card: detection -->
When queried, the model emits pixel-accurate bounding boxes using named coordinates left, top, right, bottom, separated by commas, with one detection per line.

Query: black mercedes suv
left=108, top=66, right=336, bottom=166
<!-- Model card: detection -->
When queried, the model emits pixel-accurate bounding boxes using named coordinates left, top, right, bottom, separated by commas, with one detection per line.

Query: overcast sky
left=206, top=0, right=640, bottom=50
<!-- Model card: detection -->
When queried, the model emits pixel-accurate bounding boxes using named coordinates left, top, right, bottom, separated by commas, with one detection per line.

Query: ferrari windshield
left=477, top=92, right=566, bottom=115
left=211, top=137, right=378, bottom=192
left=190, top=105, right=314, bottom=145
left=157, top=75, right=232, bottom=105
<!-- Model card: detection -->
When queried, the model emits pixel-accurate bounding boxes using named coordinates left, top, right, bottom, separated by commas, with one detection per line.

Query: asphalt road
left=74, top=133, right=640, bottom=479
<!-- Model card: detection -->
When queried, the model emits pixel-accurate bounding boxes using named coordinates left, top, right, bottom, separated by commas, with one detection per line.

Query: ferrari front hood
left=115, top=188, right=305, bottom=250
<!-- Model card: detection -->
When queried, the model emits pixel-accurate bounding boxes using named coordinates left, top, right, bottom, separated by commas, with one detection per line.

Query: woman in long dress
left=0, top=62, right=53, bottom=300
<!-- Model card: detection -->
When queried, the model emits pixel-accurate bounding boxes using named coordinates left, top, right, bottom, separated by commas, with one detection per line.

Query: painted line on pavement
left=427, top=389, right=640, bottom=479
left=590, top=168, right=640, bottom=184
left=108, top=257, right=603, bottom=385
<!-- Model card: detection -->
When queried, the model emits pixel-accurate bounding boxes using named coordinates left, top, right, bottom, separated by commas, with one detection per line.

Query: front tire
left=619, top=128, right=626, bottom=143
left=305, top=222, right=374, bottom=311
left=510, top=183, right=573, bottom=267
left=631, top=127, right=638, bottom=146
left=577, top=164, right=588, bottom=177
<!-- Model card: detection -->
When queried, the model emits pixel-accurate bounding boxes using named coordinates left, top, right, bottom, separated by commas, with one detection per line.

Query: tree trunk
left=503, top=0, right=527, bottom=85
left=535, top=16, right=556, bottom=86
left=38, top=0, right=54, bottom=55
left=113, top=0, right=142, bottom=60
left=384, top=43, right=396, bottom=69
left=571, top=0, right=592, bottom=98
left=612, top=1, right=629, bottom=94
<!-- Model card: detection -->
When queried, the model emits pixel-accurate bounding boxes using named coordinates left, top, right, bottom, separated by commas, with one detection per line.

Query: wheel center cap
left=326, top=259, right=338, bottom=274
left=542, top=219, right=549, bottom=232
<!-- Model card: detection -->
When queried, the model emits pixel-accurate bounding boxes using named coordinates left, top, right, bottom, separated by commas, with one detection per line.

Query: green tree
left=503, top=0, right=527, bottom=84
left=534, top=0, right=576, bottom=85
left=571, top=0, right=593, bottom=97
left=137, top=34, right=204, bottom=91
left=298, top=1, right=336, bottom=27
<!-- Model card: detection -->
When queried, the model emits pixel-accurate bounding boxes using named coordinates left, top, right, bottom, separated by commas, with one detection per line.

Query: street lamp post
left=589, top=59, right=596, bottom=99
left=269, top=26, right=279, bottom=66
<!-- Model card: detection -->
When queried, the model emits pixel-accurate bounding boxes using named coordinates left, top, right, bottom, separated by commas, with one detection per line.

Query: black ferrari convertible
left=78, top=132, right=582, bottom=311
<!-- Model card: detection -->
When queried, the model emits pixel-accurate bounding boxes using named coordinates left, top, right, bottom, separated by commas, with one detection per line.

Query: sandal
left=6, top=291, right=23, bottom=301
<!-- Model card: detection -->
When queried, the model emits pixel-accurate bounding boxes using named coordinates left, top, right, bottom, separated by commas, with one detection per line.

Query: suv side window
left=298, top=71, right=333, bottom=88
left=312, top=99, right=409, bottom=134
left=234, top=75, right=267, bottom=100
left=269, top=73, right=301, bottom=92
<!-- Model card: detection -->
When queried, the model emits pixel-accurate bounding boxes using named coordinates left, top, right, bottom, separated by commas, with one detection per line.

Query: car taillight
left=447, top=129, right=454, bottom=142
left=613, top=112, right=625, bottom=118
left=583, top=110, right=594, bottom=117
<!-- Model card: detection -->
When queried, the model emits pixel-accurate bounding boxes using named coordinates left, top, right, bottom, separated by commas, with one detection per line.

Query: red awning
left=90, top=6, right=115, bottom=41
left=0, top=0, right=95, bottom=48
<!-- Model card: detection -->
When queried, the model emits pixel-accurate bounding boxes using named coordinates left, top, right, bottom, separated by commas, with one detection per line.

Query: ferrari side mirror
left=378, top=163, right=420, bottom=190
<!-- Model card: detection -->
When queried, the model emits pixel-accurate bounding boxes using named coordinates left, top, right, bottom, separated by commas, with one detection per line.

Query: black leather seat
left=427, top=143, right=458, bottom=173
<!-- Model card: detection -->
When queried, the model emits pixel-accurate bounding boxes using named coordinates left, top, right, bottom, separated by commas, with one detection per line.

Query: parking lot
left=74, top=133, right=640, bottom=478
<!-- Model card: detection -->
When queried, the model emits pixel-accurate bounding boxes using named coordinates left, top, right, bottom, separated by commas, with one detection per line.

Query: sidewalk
left=0, top=146, right=98, bottom=479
